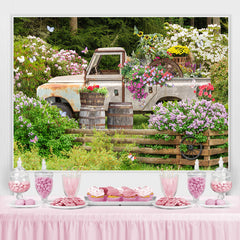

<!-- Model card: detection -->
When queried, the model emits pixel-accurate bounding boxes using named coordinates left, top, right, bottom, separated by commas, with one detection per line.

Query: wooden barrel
left=107, top=102, right=133, bottom=129
left=79, top=106, right=105, bottom=129
left=80, top=92, right=105, bottom=106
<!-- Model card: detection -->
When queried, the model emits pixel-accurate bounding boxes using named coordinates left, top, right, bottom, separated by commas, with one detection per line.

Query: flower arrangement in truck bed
left=149, top=99, right=228, bottom=143
left=167, top=45, right=190, bottom=57
left=120, top=58, right=173, bottom=101
left=133, top=27, right=172, bottom=64
left=79, top=85, right=108, bottom=96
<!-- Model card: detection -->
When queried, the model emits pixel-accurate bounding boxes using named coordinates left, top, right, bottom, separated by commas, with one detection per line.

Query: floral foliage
left=121, top=58, right=173, bottom=101
left=149, top=99, right=228, bottom=137
left=162, top=23, right=228, bottom=75
left=167, top=45, right=190, bottom=57
left=14, top=92, right=78, bottom=156
left=194, top=83, right=215, bottom=101
left=79, top=85, right=108, bottom=95
left=14, top=35, right=88, bottom=97
left=133, top=27, right=171, bottom=64
left=209, top=57, right=228, bottom=105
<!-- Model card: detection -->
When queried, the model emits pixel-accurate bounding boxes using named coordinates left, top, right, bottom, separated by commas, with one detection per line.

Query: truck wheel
left=52, top=103, right=73, bottom=118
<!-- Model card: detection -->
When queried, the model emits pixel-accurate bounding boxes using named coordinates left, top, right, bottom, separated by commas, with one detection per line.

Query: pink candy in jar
left=35, top=159, right=53, bottom=203
left=211, top=181, right=232, bottom=193
left=35, top=176, right=53, bottom=199
left=211, top=157, right=232, bottom=200
left=9, top=157, right=30, bottom=199
left=8, top=181, right=30, bottom=193
left=187, top=159, right=206, bottom=204
left=188, top=176, right=206, bottom=199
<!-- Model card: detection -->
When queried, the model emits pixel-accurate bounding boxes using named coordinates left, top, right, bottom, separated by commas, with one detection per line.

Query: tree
left=70, top=17, right=78, bottom=33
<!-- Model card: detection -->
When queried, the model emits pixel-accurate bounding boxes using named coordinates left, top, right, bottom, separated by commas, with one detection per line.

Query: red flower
left=198, top=91, right=203, bottom=97
left=212, top=98, right=215, bottom=102
left=93, top=85, right=99, bottom=89
left=208, top=94, right=212, bottom=98
left=87, top=86, right=94, bottom=91
left=194, top=90, right=196, bottom=93
left=204, top=91, right=208, bottom=96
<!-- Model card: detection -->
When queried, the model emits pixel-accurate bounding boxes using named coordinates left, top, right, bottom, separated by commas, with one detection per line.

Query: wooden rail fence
left=65, top=129, right=228, bottom=167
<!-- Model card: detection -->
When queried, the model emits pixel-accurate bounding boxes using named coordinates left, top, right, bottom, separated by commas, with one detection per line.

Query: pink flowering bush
left=149, top=99, right=228, bottom=142
left=46, top=49, right=87, bottom=76
left=14, top=35, right=88, bottom=97
left=121, top=58, right=173, bottom=101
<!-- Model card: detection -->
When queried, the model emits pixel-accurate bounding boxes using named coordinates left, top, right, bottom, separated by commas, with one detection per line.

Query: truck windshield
left=89, top=54, right=120, bottom=75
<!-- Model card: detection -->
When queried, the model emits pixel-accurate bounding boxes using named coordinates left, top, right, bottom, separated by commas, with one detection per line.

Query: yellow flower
left=167, top=45, right=190, bottom=56
left=153, top=35, right=158, bottom=41
left=144, top=35, right=151, bottom=40
left=137, top=31, right=143, bottom=37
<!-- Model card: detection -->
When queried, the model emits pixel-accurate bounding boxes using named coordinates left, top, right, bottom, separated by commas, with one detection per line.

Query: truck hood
left=48, top=74, right=85, bottom=83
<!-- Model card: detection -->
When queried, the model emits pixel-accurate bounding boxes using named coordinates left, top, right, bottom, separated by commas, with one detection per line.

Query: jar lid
left=10, top=157, right=28, bottom=178
left=34, top=159, right=53, bottom=176
left=215, top=157, right=229, bottom=173
left=187, top=159, right=206, bottom=177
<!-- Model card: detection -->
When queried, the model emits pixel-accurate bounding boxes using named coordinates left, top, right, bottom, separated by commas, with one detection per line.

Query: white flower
left=13, top=67, right=19, bottom=72
left=17, top=56, right=25, bottom=63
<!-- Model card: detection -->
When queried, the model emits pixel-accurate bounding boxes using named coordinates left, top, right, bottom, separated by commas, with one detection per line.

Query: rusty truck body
left=37, top=47, right=210, bottom=117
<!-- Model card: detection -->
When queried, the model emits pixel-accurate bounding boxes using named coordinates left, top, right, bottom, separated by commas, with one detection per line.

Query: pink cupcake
left=122, top=187, right=138, bottom=201
left=136, top=186, right=154, bottom=201
left=106, top=186, right=121, bottom=201
left=87, top=186, right=105, bottom=201
left=99, top=187, right=108, bottom=201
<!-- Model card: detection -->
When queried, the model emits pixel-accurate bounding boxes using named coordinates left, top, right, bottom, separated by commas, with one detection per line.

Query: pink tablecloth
left=0, top=196, right=240, bottom=240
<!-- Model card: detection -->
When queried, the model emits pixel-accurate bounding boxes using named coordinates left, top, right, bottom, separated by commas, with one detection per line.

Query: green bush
left=210, top=57, right=228, bottom=105
left=14, top=35, right=52, bottom=97
left=14, top=92, right=78, bottom=156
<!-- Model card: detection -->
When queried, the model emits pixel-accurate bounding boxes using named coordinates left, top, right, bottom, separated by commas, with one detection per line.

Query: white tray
left=9, top=201, right=41, bottom=208
left=85, top=196, right=156, bottom=206
left=200, top=201, right=231, bottom=208
left=48, top=203, right=88, bottom=209
left=152, top=202, right=193, bottom=209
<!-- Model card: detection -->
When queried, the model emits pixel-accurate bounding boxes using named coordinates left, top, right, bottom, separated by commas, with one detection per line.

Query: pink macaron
left=15, top=199, right=25, bottom=205
left=25, top=199, right=36, bottom=205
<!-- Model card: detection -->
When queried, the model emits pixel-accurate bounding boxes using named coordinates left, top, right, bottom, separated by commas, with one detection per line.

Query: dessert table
left=0, top=196, right=240, bottom=240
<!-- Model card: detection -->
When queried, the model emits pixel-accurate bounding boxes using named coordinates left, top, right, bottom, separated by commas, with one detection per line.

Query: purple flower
left=30, top=136, right=38, bottom=143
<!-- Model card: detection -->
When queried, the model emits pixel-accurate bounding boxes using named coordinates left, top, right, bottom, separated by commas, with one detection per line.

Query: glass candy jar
left=187, top=159, right=206, bottom=204
left=211, top=157, right=232, bottom=200
left=62, top=171, right=81, bottom=198
left=160, top=171, right=178, bottom=198
left=35, top=159, right=53, bottom=203
left=8, top=158, right=30, bottom=199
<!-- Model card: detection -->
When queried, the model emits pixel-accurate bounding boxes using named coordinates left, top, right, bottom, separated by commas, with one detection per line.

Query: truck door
left=86, top=49, right=126, bottom=110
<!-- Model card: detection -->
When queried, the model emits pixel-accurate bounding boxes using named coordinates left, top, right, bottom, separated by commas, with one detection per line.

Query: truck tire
left=52, top=103, right=73, bottom=118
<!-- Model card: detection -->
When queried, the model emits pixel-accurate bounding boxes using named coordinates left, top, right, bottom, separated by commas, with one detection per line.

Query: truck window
left=96, top=55, right=120, bottom=75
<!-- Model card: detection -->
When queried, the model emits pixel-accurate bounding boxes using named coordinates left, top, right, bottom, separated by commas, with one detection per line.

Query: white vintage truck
left=37, top=47, right=210, bottom=117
